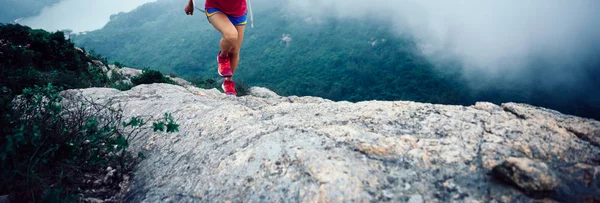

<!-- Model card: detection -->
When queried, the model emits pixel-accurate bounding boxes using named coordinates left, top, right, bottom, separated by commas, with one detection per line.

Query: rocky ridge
left=83, top=56, right=192, bottom=88
left=62, top=83, right=600, bottom=202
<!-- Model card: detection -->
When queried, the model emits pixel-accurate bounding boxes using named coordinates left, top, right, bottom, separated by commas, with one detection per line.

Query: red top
left=205, top=0, right=247, bottom=17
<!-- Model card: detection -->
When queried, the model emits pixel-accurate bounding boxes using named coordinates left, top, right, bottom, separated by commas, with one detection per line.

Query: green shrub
left=0, top=24, right=182, bottom=201
left=107, top=69, right=134, bottom=91
left=167, top=72, right=177, bottom=78
left=190, top=78, right=219, bottom=90
left=131, top=69, right=175, bottom=86
left=0, top=84, right=179, bottom=202
left=234, top=80, right=250, bottom=97
left=111, top=82, right=135, bottom=91
left=87, top=50, right=109, bottom=67
left=86, top=65, right=110, bottom=87
left=114, top=61, right=124, bottom=68
left=190, top=78, right=251, bottom=96
left=0, top=24, right=108, bottom=94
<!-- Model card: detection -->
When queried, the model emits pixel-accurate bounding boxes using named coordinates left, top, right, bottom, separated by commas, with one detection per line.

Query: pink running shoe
left=217, top=52, right=233, bottom=77
left=222, top=80, right=237, bottom=95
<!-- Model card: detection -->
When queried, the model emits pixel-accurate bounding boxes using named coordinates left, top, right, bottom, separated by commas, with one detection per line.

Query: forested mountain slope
left=73, top=0, right=600, bottom=120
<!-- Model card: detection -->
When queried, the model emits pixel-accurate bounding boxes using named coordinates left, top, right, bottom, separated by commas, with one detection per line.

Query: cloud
left=286, top=0, right=600, bottom=87
left=18, top=0, right=156, bottom=32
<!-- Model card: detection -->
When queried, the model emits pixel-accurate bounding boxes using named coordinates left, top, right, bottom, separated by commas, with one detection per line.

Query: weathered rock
left=558, top=163, right=600, bottom=189
left=492, top=157, right=559, bottom=193
left=166, top=76, right=192, bottom=86
left=89, top=60, right=108, bottom=73
left=249, top=87, right=279, bottom=98
left=108, top=64, right=118, bottom=70
left=118, top=79, right=133, bottom=86
left=407, top=194, right=423, bottom=203
left=62, top=84, right=600, bottom=202
left=106, top=69, right=114, bottom=80
left=120, top=67, right=142, bottom=78
left=106, top=65, right=119, bottom=80
left=75, top=47, right=85, bottom=54
left=493, top=157, right=600, bottom=201
left=106, top=66, right=192, bottom=87
left=502, top=103, right=600, bottom=147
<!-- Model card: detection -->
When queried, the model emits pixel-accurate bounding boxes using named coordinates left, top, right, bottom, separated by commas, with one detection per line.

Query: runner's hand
left=184, top=2, right=194, bottom=15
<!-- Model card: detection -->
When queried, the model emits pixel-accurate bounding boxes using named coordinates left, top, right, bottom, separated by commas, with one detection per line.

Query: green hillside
left=73, top=0, right=600, bottom=120
left=74, top=0, right=469, bottom=104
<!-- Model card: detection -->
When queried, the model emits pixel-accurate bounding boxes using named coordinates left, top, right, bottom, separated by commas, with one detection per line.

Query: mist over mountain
left=0, top=0, right=59, bottom=23
left=15, top=0, right=156, bottom=33
left=73, top=0, right=600, bottom=120
left=287, top=0, right=600, bottom=117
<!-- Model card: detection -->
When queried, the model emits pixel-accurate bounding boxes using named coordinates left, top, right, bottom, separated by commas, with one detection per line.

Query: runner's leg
left=208, top=12, right=238, bottom=56
left=229, top=25, right=245, bottom=77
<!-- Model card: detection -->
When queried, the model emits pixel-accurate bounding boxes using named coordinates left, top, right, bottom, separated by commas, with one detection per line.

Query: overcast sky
left=18, top=0, right=156, bottom=32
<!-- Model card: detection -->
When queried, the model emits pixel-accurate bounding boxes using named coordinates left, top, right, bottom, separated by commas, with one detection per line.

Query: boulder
left=120, top=67, right=143, bottom=78
left=249, top=87, right=279, bottom=98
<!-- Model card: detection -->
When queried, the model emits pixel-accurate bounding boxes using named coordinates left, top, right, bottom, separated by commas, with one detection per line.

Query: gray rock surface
left=166, top=76, right=193, bottom=86
left=106, top=64, right=119, bottom=80
left=249, top=87, right=279, bottom=98
left=120, top=67, right=143, bottom=78
left=90, top=60, right=108, bottom=72
left=63, top=83, right=600, bottom=202
left=492, top=157, right=559, bottom=193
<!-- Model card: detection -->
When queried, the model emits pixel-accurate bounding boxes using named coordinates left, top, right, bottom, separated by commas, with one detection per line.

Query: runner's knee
left=223, top=32, right=238, bottom=43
